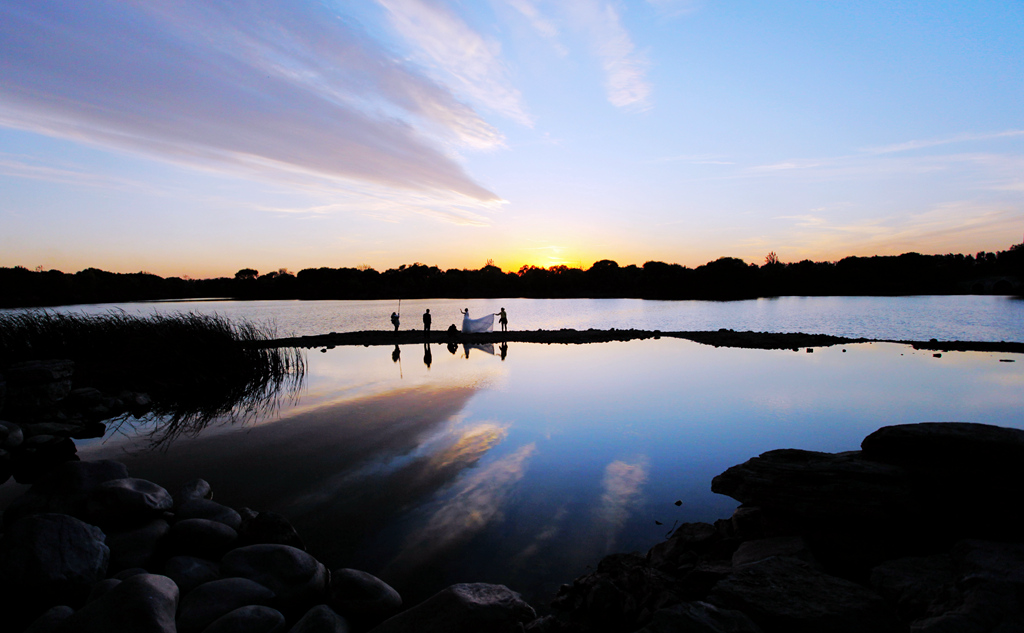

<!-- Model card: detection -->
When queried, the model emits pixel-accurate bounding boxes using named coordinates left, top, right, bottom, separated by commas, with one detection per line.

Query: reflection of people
left=498, top=307, right=508, bottom=332
left=423, top=342, right=432, bottom=368
left=446, top=340, right=458, bottom=355
left=499, top=341, right=508, bottom=361
left=422, top=309, right=431, bottom=332
left=392, top=345, right=401, bottom=363
left=390, top=312, right=400, bottom=331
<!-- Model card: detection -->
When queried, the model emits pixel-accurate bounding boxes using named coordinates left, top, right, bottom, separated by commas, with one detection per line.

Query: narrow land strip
left=258, top=329, right=1024, bottom=354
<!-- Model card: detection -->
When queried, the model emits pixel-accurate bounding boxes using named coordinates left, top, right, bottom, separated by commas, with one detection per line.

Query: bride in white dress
left=460, top=308, right=495, bottom=333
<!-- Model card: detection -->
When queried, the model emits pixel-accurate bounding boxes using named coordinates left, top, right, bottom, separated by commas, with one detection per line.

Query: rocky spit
left=3, top=358, right=1024, bottom=631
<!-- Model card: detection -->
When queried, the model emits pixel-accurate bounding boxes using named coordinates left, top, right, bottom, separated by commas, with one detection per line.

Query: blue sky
left=2, top=0, right=1022, bottom=277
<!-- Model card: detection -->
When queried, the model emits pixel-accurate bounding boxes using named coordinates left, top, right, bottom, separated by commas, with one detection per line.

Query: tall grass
left=0, top=310, right=305, bottom=443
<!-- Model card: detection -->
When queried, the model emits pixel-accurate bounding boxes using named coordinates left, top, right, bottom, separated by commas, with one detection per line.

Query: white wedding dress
left=461, top=309, right=495, bottom=333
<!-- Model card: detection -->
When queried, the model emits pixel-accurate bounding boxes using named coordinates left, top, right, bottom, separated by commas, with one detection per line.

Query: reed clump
left=0, top=310, right=305, bottom=442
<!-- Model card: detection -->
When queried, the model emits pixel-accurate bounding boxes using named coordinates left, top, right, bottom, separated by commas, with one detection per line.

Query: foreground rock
left=369, top=583, right=536, bottom=633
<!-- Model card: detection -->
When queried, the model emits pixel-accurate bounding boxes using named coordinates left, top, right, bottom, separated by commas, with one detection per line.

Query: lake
left=2, top=296, right=1024, bottom=608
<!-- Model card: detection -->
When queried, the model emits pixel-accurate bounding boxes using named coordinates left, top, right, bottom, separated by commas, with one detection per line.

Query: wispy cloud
left=565, top=0, right=652, bottom=110
left=594, top=458, right=648, bottom=550
left=377, top=0, right=532, bottom=126
left=861, top=130, right=1024, bottom=155
left=0, top=0, right=500, bottom=200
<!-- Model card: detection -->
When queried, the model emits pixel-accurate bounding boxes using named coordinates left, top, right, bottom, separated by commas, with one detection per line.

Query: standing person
left=423, top=308, right=431, bottom=332
left=498, top=307, right=508, bottom=332
left=390, top=311, right=400, bottom=331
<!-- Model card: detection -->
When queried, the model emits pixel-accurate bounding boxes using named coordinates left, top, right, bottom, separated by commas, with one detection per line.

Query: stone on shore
left=370, top=583, right=536, bottom=633
left=177, top=478, right=213, bottom=505
left=202, top=605, right=288, bottom=633
left=177, top=577, right=277, bottom=633
left=86, top=477, right=173, bottom=527
left=55, top=573, right=178, bottom=633
left=23, top=605, right=74, bottom=633
left=220, top=544, right=328, bottom=614
left=176, top=498, right=243, bottom=530
left=0, top=513, right=109, bottom=605
left=329, top=567, right=402, bottom=628
left=706, top=556, right=901, bottom=633
left=169, top=517, right=239, bottom=558
left=633, top=601, right=764, bottom=633
left=164, top=555, right=221, bottom=596
left=288, top=604, right=350, bottom=633
left=239, top=510, right=306, bottom=550
left=105, top=518, right=171, bottom=571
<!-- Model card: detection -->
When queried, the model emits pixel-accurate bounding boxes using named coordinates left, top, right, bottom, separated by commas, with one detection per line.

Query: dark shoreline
left=258, top=328, right=1024, bottom=354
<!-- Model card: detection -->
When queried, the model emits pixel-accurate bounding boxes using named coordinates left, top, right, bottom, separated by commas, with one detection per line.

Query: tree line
left=2, top=245, right=1022, bottom=309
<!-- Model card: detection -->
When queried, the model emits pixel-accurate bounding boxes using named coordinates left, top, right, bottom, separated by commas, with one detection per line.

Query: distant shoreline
left=259, top=328, right=1024, bottom=354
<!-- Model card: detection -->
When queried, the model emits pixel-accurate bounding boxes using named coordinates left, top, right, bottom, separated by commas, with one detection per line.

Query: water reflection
left=595, top=459, right=650, bottom=550
left=464, top=342, right=494, bottom=358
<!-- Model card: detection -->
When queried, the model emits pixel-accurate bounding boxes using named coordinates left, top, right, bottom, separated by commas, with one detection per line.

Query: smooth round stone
left=201, top=605, right=287, bottom=633
left=238, top=511, right=305, bottom=550
left=178, top=577, right=276, bottom=633
left=86, top=578, right=122, bottom=603
left=329, top=568, right=402, bottom=626
left=164, top=556, right=221, bottom=596
left=289, top=604, right=350, bottom=633
left=177, top=479, right=212, bottom=506
left=0, top=513, right=110, bottom=601
left=105, top=519, right=171, bottom=571
left=87, top=478, right=173, bottom=527
left=57, top=574, right=179, bottom=633
left=170, top=518, right=238, bottom=558
left=23, top=605, right=74, bottom=633
left=0, top=420, right=24, bottom=449
left=220, top=544, right=328, bottom=614
left=176, top=499, right=242, bottom=531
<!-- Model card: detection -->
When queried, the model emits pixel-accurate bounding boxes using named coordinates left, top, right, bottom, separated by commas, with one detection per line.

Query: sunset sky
left=2, top=0, right=1022, bottom=278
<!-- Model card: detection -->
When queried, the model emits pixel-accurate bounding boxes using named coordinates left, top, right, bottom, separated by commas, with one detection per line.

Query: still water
left=23, top=294, right=1024, bottom=341
left=34, top=337, right=1024, bottom=607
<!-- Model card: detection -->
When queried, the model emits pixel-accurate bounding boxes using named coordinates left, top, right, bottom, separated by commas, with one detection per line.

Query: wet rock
left=55, top=573, right=178, bottom=633
left=221, top=544, right=328, bottom=615
left=23, top=605, right=74, bottom=633
left=647, top=522, right=726, bottom=572
left=114, top=566, right=151, bottom=579
left=3, top=460, right=130, bottom=527
left=203, top=605, right=288, bottom=633
left=86, top=578, right=122, bottom=603
left=178, top=577, right=276, bottom=633
left=289, top=604, right=349, bottom=633
left=707, top=556, right=901, bottom=633
left=239, top=510, right=306, bottom=550
left=633, top=601, right=764, bottom=633
left=0, top=419, right=23, bottom=449
left=169, top=518, right=238, bottom=558
left=329, top=568, right=401, bottom=627
left=177, top=498, right=242, bottom=530
left=164, top=555, right=221, bottom=596
left=371, top=583, right=536, bottom=633
left=861, top=422, right=1024, bottom=470
left=0, top=513, right=109, bottom=605
left=731, top=537, right=816, bottom=568
left=178, top=478, right=213, bottom=505
left=87, top=477, right=173, bottom=527
left=105, top=518, right=171, bottom=571
left=870, top=554, right=957, bottom=623
left=552, top=553, right=681, bottom=630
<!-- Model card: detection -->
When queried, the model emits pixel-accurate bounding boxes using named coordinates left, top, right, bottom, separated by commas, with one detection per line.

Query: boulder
left=870, top=554, right=957, bottom=623
left=169, top=518, right=238, bottom=558
left=85, top=578, right=122, bottom=603
left=4, top=360, right=74, bottom=414
left=370, top=583, right=536, bottom=633
left=731, top=537, right=817, bottom=568
left=105, top=518, right=171, bottom=571
left=164, top=555, right=221, bottom=596
left=87, top=477, right=173, bottom=527
left=707, top=556, right=901, bottom=633
left=177, top=478, right=213, bottom=505
left=23, top=605, right=74, bottom=633
left=633, top=601, right=764, bottom=633
left=0, top=513, right=109, bottom=605
left=288, top=604, right=349, bottom=633
left=176, top=498, right=242, bottom=530
left=239, top=510, right=306, bottom=550
left=202, top=605, right=288, bottom=633
left=1, top=419, right=23, bottom=449
left=55, top=573, right=178, bottom=633
left=329, top=568, right=402, bottom=627
left=177, top=577, right=277, bottom=633
left=221, top=544, right=328, bottom=614
left=861, top=422, right=1024, bottom=470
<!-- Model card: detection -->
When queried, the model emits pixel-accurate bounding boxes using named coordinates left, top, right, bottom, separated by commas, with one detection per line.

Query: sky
left=1, top=0, right=1023, bottom=278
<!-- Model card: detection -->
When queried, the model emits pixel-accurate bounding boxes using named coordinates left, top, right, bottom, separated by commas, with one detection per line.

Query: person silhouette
left=498, top=307, right=508, bottom=332
left=446, top=340, right=458, bottom=355
left=390, top=312, right=400, bottom=332
left=423, top=342, right=432, bottom=368
left=392, top=345, right=401, bottom=363
left=499, top=341, right=508, bottom=361
left=423, top=309, right=431, bottom=332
